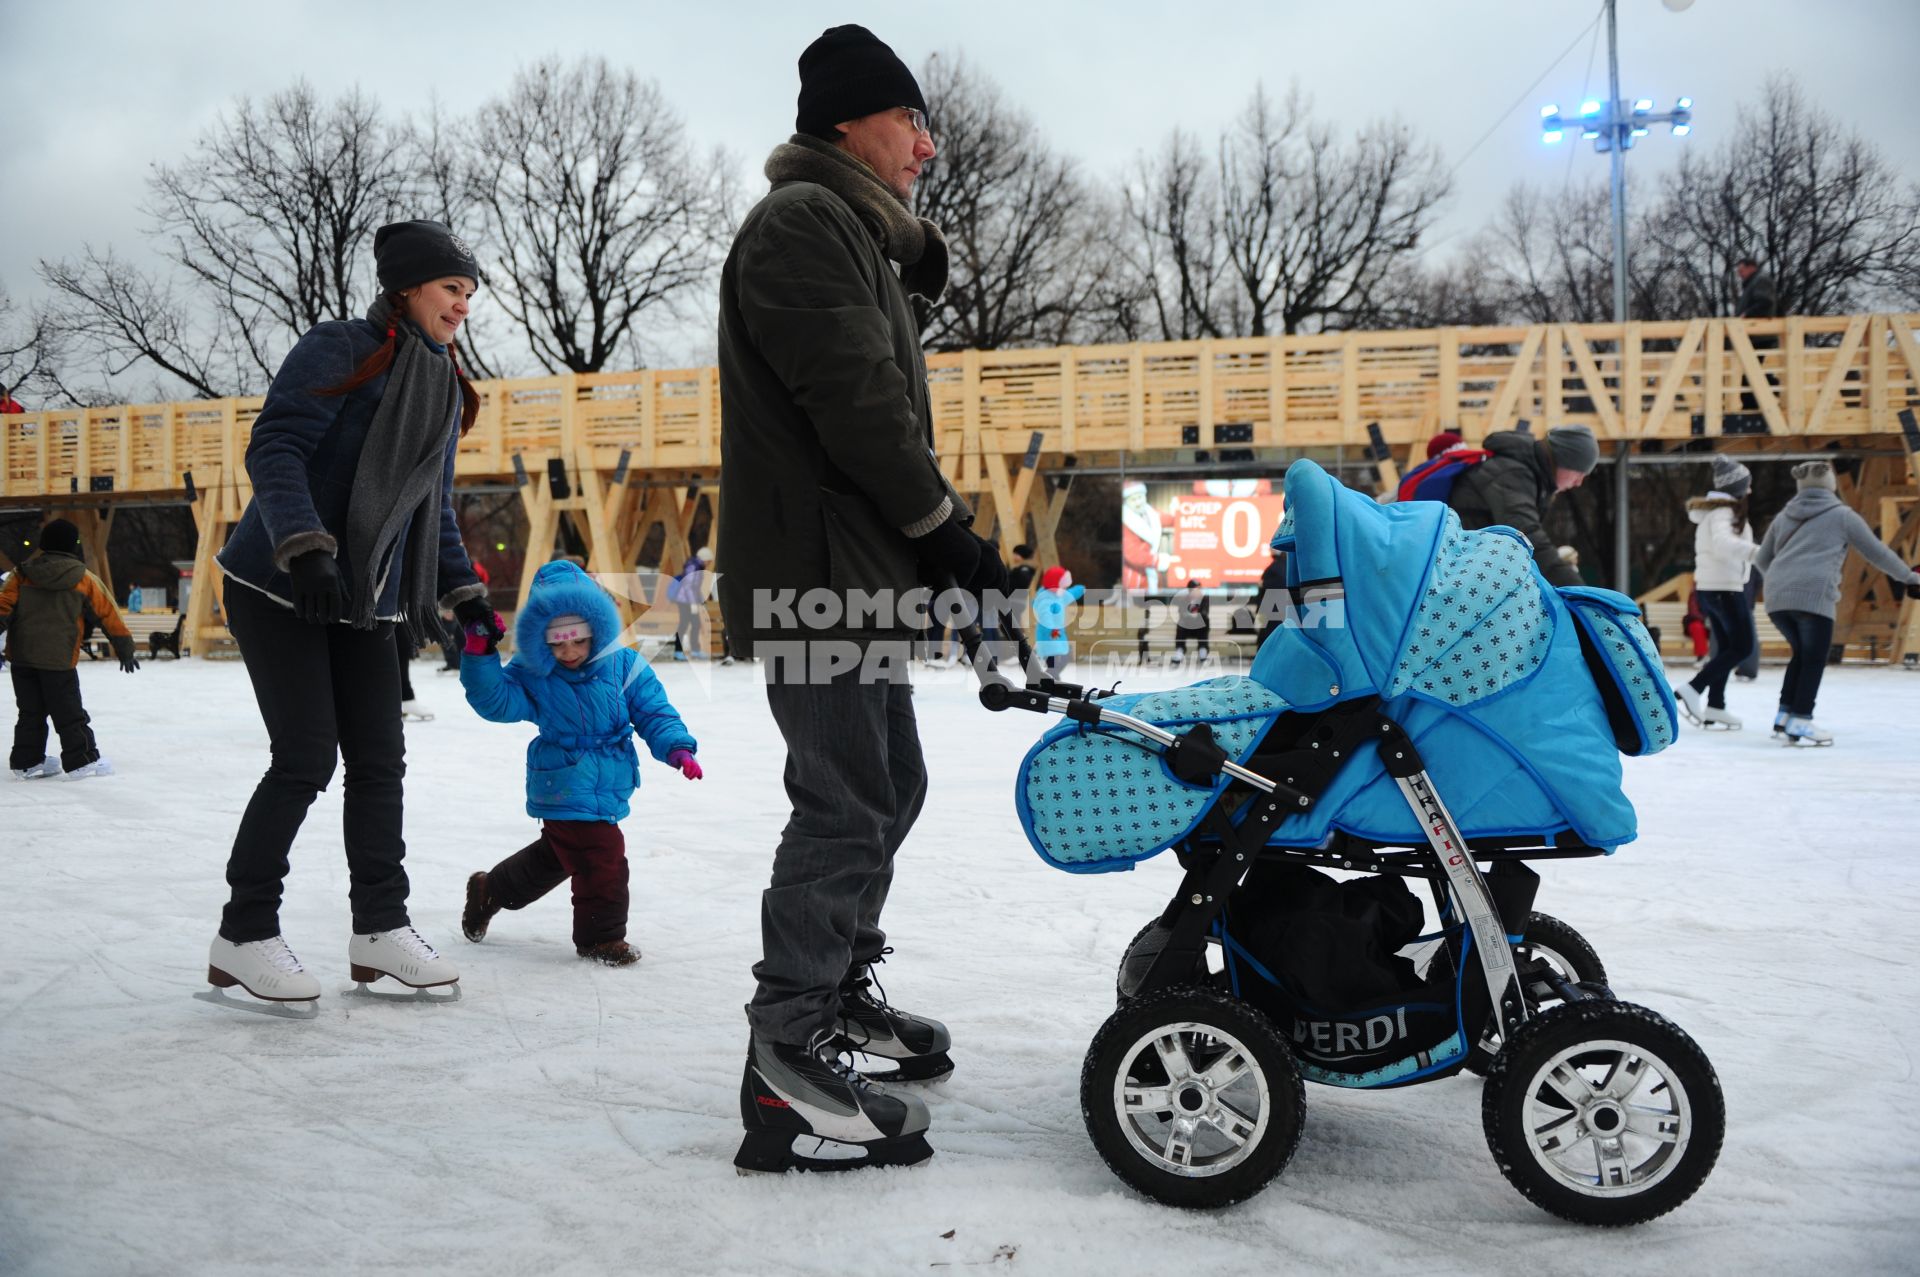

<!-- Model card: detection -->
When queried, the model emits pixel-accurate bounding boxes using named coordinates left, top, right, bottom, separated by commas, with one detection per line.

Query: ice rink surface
left=3, top=653, right=1917, bottom=1275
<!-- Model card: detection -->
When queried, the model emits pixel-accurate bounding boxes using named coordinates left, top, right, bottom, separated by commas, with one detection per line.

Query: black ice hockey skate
left=734, top=1030, right=933, bottom=1174
left=831, top=958, right=954, bottom=1083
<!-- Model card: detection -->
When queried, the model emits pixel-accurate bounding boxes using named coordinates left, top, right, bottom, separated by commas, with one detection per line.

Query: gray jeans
left=748, top=666, right=928, bottom=1046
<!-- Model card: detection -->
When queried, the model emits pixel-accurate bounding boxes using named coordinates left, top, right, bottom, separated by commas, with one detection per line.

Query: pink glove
left=463, top=610, right=505, bottom=656
left=668, top=749, right=703, bottom=780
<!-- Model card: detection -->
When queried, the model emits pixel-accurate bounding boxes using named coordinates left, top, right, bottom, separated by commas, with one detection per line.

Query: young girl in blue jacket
left=458, top=560, right=702, bottom=965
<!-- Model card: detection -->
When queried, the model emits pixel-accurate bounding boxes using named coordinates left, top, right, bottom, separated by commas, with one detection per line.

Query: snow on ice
left=2, top=653, right=1917, bottom=1274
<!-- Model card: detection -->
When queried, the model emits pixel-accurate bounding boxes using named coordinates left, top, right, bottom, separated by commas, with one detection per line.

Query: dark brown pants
left=487, top=819, right=629, bottom=949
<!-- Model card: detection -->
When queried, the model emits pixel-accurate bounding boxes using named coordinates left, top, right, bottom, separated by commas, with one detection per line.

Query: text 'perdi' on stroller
left=972, top=458, right=1724, bottom=1223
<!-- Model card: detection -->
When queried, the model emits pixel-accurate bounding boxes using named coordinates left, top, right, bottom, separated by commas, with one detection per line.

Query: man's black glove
left=917, top=516, right=1011, bottom=598
left=111, top=635, right=140, bottom=674
left=453, top=595, right=505, bottom=655
left=288, top=549, right=347, bottom=625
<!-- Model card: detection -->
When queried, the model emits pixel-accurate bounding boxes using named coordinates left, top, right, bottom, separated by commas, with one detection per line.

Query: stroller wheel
left=1114, top=920, right=1222, bottom=1005
left=1466, top=912, right=1608, bottom=1076
left=1482, top=998, right=1724, bottom=1225
left=1081, top=987, right=1303, bottom=1209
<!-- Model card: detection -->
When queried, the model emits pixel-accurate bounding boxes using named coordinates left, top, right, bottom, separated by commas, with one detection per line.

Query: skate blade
left=845, top=1049, right=955, bottom=1084
left=193, top=988, right=319, bottom=1021
left=341, top=980, right=462, bottom=1004
left=732, top=1130, right=933, bottom=1175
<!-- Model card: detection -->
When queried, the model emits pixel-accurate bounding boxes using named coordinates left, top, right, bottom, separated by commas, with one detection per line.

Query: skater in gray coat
left=1753, top=461, right=1920, bottom=745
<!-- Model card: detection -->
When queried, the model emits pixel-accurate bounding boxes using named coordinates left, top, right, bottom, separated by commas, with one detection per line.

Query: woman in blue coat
left=206, top=219, right=493, bottom=1008
left=458, top=560, right=702, bottom=965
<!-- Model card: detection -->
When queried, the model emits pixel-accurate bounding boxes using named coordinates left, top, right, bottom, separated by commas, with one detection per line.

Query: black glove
left=288, top=549, right=347, bottom=625
left=453, top=596, right=504, bottom=654
left=917, top=517, right=1011, bottom=598
left=112, top=635, right=140, bottom=674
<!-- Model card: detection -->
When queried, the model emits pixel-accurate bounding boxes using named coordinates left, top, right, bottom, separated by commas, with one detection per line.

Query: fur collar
left=764, top=134, right=948, bottom=303
left=1687, top=495, right=1744, bottom=512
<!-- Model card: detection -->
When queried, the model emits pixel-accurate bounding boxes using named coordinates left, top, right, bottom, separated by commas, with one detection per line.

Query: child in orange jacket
left=0, top=519, right=139, bottom=780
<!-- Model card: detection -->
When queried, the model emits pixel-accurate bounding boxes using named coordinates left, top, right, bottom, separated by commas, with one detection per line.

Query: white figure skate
left=196, top=936, right=321, bottom=1020
left=344, top=927, right=461, bottom=1002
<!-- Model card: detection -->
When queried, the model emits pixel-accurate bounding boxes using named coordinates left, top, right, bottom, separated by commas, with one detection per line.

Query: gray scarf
left=345, top=295, right=459, bottom=642
left=764, top=134, right=949, bottom=303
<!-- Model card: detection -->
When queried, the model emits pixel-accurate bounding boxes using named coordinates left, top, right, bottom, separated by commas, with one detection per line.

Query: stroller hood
left=1015, top=459, right=1643, bottom=873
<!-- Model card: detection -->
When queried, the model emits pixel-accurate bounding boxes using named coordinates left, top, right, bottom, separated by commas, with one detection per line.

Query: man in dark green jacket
left=718, top=25, right=1006, bottom=1173
left=1447, top=425, right=1598, bottom=588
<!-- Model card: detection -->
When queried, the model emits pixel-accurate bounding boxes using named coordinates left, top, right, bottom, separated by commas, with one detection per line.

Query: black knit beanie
left=796, top=25, right=925, bottom=140
left=374, top=220, right=481, bottom=293
left=39, top=517, right=80, bottom=556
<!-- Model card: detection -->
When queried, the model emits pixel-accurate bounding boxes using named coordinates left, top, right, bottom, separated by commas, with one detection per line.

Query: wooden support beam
left=1724, top=323, right=1789, bottom=435
left=1641, top=320, right=1706, bottom=436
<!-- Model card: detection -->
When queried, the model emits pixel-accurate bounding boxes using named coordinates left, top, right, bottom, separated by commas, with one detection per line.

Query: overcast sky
left=4, top=0, right=1917, bottom=369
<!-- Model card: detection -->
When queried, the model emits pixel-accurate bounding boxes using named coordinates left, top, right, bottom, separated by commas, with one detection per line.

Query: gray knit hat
left=1710, top=455, right=1752, bottom=499
left=1546, top=425, right=1600, bottom=474
left=1792, top=460, right=1837, bottom=491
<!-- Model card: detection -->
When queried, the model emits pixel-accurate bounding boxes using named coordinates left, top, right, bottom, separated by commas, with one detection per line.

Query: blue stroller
left=977, top=459, right=1724, bottom=1222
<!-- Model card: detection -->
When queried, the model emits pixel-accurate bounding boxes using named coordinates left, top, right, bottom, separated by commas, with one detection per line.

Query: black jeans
left=9, top=665, right=99, bottom=771
left=1688, top=590, right=1754, bottom=709
left=1770, top=609, right=1835, bottom=718
left=219, top=583, right=410, bottom=943
left=749, top=666, right=928, bottom=1046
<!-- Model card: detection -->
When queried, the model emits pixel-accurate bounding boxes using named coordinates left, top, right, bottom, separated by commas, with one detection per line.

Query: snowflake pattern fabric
left=1022, top=676, right=1286, bottom=868
left=1384, top=521, right=1551, bottom=706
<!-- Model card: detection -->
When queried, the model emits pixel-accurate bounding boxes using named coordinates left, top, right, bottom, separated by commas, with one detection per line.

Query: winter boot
left=206, top=935, right=322, bottom=1003
left=348, top=926, right=460, bottom=994
left=462, top=871, right=499, bottom=942
left=734, top=1029, right=933, bottom=1173
left=1673, top=683, right=1705, bottom=726
left=10, top=756, right=60, bottom=780
left=1783, top=716, right=1833, bottom=746
left=1699, top=705, right=1743, bottom=730
left=578, top=940, right=641, bottom=966
left=832, top=957, right=954, bottom=1082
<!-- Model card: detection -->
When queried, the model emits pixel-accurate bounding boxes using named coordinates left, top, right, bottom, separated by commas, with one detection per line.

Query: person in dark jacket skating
left=1447, top=425, right=1599, bottom=588
left=1171, top=578, right=1211, bottom=663
left=458, top=560, right=701, bottom=965
left=204, top=219, right=495, bottom=1009
left=717, top=25, right=1007, bottom=1173
left=0, top=518, right=138, bottom=780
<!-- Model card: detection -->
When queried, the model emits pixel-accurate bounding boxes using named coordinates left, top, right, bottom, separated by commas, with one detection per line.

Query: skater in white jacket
left=1673, top=456, right=1757, bottom=730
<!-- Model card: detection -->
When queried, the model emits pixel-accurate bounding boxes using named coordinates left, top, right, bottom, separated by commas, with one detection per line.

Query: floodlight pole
left=1606, top=0, right=1628, bottom=327
left=1606, top=0, right=1630, bottom=595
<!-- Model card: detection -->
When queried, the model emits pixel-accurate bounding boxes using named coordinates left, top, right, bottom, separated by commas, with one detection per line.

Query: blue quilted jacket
left=461, top=561, right=697, bottom=823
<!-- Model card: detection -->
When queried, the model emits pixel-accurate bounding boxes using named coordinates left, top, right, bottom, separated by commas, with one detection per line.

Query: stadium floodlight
left=1542, top=104, right=1559, bottom=117
left=1677, top=96, right=1692, bottom=109
left=1672, top=123, right=1691, bottom=136
left=1580, top=99, right=1603, bottom=116
left=1543, top=129, right=1564, bottom=143
left=1634, top=98, right=1654, bottom=113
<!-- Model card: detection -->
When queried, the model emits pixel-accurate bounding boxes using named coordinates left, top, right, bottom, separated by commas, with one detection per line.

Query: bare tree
left=469, top=58, right=734, bottom=373
left=0, top=286, right=68, bottom=405
left=1647, top=75, right=1920, bottom=318
left=38, top=247, right=234, bottom=399
left=1110, top=129, right=1234, bottom=341
left=911, top=54, right=1115, bottom=350
left=1112, top=85, right=1450, bottom=341
left=39, top=83, right=413, bottom=398
left=409, top=102, right=508, bottom=380
left=1217, top=86, right=1450, bottom=335
left=147, top=82, right=413, bottom=381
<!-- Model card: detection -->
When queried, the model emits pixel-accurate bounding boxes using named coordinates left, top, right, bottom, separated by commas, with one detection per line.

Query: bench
left=1642, top=600, right=1787, bottom=662
left=83, top=612, right=187, bottom=660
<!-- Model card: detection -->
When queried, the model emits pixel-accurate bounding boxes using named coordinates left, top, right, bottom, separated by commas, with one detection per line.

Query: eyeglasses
left=900, top=106, right=930, bottom=135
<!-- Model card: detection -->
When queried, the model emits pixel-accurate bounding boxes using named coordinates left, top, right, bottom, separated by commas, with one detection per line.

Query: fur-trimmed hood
left=513, top=560, right=625, bottom=678
left=1687, top=495, right=1745, bottom=523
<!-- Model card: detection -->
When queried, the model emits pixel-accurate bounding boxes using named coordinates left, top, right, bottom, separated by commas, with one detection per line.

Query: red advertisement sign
left=1121, top=479, right=1286, bottom=590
